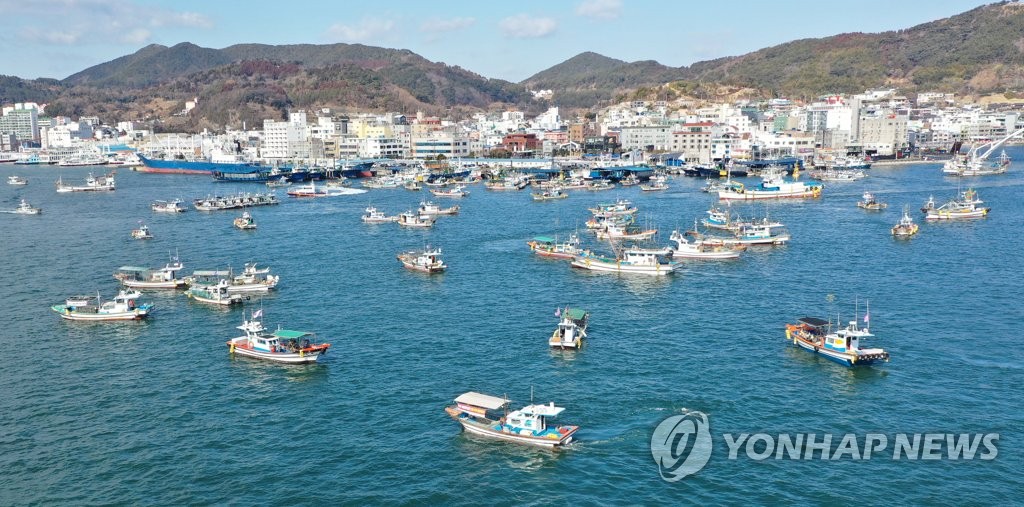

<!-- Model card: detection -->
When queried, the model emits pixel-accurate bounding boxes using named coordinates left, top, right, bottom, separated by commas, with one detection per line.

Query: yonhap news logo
left=650, top=411, right=713, bottom=482
left=652, top=412, right=999, bottom=482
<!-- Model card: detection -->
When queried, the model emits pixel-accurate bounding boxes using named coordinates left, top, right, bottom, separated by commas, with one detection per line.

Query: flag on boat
left=253, top=309, right=263, bottom=319
left=555, top=308, right=561, bottom=317
left=863, top=312, right=870, bottom=324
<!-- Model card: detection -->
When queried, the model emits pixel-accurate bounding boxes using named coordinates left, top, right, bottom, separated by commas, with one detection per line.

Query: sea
left=0, top=154, right=1021, bottom=505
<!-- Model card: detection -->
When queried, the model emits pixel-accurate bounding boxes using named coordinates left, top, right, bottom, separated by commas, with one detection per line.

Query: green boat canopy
left=273, top=329, right=314, bottom=339
left=565, top=308, right=588, bottom=321
left=532, top=236, right=556, bottom=243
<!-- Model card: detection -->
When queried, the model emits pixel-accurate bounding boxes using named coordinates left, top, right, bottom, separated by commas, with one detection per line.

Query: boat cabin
left=505, top=403, right=566, bottom=435
left=454, top=391, right=510, bottom=418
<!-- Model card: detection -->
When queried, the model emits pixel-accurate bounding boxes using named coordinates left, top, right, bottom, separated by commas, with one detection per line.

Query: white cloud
left=575, top=0, right=623, bottom=20
left=420, top=17, right=476, bottom=33
left=325, top=17, right=396, bottom=43
left=5, top=0, right=213, bottom=46
left=498, top=14, right=557, bottom=39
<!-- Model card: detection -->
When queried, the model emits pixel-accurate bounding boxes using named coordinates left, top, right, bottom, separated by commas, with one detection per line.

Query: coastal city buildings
left=3, top=87, right=1023, bottom=165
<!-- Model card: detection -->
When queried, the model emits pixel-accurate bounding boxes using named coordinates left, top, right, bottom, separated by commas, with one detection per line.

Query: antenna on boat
left=530, top=385, right=534, bottom=404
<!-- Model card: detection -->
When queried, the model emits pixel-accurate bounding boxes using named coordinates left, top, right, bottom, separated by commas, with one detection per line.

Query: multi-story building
left=619, top=125, right=672, bottom=152
left=261, top=110, right=309, bottom=160
left=670, top=122, right=714, bottom=163
left=0, top=108, right=39, bottom=141
left=410, top=132, right=470, bottom=159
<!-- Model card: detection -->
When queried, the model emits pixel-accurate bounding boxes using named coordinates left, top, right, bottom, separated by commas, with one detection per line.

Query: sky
left=0, top=0, right=996, bottom=82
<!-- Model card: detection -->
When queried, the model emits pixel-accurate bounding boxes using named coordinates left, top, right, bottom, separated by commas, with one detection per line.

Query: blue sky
left=0, top=0, right=992, bottom=82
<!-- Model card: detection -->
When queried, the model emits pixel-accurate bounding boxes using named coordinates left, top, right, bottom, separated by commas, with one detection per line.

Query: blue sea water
left=0, top=155, right=1021, bottom=505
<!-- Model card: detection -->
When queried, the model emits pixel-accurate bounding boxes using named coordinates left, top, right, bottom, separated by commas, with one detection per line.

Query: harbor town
left=1, top=1, right=1020, bottom=504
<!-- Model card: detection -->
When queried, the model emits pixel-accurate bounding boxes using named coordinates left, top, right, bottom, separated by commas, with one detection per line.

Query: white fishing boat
left=287, top=181, right=366, bottom=197
left=396, top=247, right=447, bottom=273
left=403, top=180, right=423, bottom=191
left=233, top=211, right=256, bottom=230
left=527, top=234, right=583, bottom=260
left=857, top=192, right=887, bottom=210
left=531, top=188, right=569, bottom=201
left=595, top=223, right=657, bottom=241
left=397, top=210, right=436, bottom=228
left=891, top=206, right=919, bottom=238
left=639, top=175, right=669, bottom=191
left=619, top=174, right=640, bottom=186
left=227, top=311, right=330, bottom=364
left=942, top=127, right=1023, bottom=176
left=361, top=206, right=398, bottom=223
left=668, top=229, right=741, bottom=259
left=922, top=188, right=990, bottom=221
left=113, top=258, right=187, bottom=289
left=431, top=185, right=469, bottom=198
left=549, top=307, right=589, bottom=349
left=7, top=175, right=27, bottom=185
left=151, top=199, right=187, bottom=213
left=55, top=171, right=116, bottom=192
left=571, top=247, right=679, bottom=275
left=718, top=168, right=822, bottom=200
left=418, top=201, right=459, bottom=215
left=701, top=204, right=741, bottom=231
left=51, top=290, right=153, bottom=321
left=785, top=303, right=890, bottom=367
left=227, top=262, right=280, bottom=293
left=732, top=218, right=790, bottom=245
left=445, top=392, right=579, bottom=447
left=810, top=168, right=866, bottom=181
left=12, top=199, right=41, bottom=215
left=130, top=222, right=154, bottom=240
left=584, top=179, right=615, bottom=191
left=588, top=199, right=637, bottom=218
left=186, top=279, right=244, bottom=306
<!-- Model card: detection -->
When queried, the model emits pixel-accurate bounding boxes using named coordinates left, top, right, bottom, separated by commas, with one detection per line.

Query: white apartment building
left=261, top=110, right=309, bottom=160
left=410, top=132, right=470, bottom=159
left=619, top=125, right=673, bottom=151
left=670, top=122, right=714, bottom=163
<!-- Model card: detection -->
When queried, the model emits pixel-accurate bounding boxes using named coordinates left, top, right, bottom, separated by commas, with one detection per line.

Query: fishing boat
left=227, top=312, right=330, bottom=364
left=527, top=234, right=583, bottom=260
left=397, top=210, right=436, bottom=228
left=396, top=247, right=446, bottom=273
left=619, top=174, right=640, bottom=186
left=361, top=206, right=398, bottom=223
left=588, top=199, right=637, bottom=218
left=595, top=223, right=657, bottom=241
left=809, top=168, right=866, bottom=182
left=12, top=199, right=41, bottom=215
left=857, top=192, right=887, bottom=210
left=403, top=180, right=423, bottom=191
left=891, top=206, right=919, bottom=238
left=186, top=279, right=244, bottom=306
left=571, top=247, right=679, bottom=275
left=549, top=307, right=589, bottom=349
left=418, top=201, right=459, bottom=216
left=922, top=188, right=990, bottom=221
left=233, top=211, right=256, bottom=230
left=55, top=171, right=116, bottom=192
left=445, top=392, right=579, bottom=447
left=584, top=179, right=615, bottom=191
left=193, top=192, right=280, bottom=211
left=151, top=199, right=187, bottom=213
left=668, top=229, right=741, bottom=259
left=732, top=218, right=791, bottom=245
left=7, top=175, right=27, bottom=185
left=785, top=307, right=890, bottom=367
left=718, top=169, right=822, bottom=200
left=265, top=177, right=291, bottom=188
left=130, top=222, right=154, bottom=240
left=227, top=262, right=280, bottom=293
left=701, top=204, right=741, bottom=231
left=532, top=188, right=568, bottom=201
left=430, top=184, right=469, bottom=198
left=113, top=258, right=187, bottom=289
left=51, top=290, right=153, bottom=321
left=639, top=175, right=669, bottom=191
left=941, top=127, right=1023, bottom=176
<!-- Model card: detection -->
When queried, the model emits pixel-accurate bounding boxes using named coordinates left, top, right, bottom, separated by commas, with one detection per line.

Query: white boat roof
left=454, top=392, right=508, bottom=410
left=519, top=402, right=566, bottom=417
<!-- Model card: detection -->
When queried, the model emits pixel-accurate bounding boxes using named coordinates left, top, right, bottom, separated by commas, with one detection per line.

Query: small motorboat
left=418, top=201, right=459, bottom=216
left=151, top=199, right=187, bottom=213
left=7, top=175, right=27, bottom=186
left=397, top=248, right=446, bottom=273
left=857, top=191, right=887, bottom=210
left=51, top=290, right=154, bottom=321
left=13, top=199, right=41, bottom=215
left=445, top=392, right=579, bottom=447
left=549, top=307, right=589, bottom=349
left=362, top=206, right=398, bottom=223
left=226, top=311, right=330, bottom=364
left=233, top=211, right=257, bottom=230
left=430, top=185, right=469, bottom=198
left=186, top=279, right=244, bottom=306
left=891, top=206, right=919, bottom=238
left=130, top=223, right=154, bottom=240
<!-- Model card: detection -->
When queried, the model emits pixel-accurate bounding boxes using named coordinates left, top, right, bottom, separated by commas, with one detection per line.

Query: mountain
left=4, top=2, right=1024, bottom=133
left=526, top=2, right=1024, bottom=104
